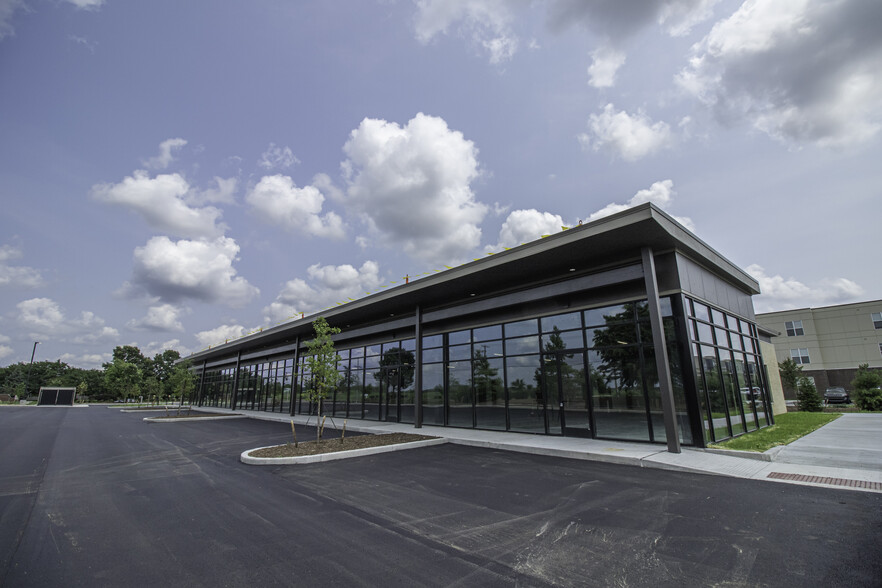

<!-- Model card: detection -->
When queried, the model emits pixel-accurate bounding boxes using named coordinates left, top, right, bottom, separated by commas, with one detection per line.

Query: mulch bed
left=149, top=412, right=241, bottom=418
left=249, top=433, right=439, bottom=458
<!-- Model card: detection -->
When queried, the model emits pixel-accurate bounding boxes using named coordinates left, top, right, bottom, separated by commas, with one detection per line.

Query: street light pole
left=23, top=341, right=40, bottom=401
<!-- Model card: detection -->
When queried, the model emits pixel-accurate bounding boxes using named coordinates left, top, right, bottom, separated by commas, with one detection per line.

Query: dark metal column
left=230, top=351, right=242, bottom=411
left=641, top=246, right=681, bottom=453
left=414, top=305, right=423, bottom=429
left=290, top=336, right=300, bottom=416
left=196, top=360, right=207, bottom=407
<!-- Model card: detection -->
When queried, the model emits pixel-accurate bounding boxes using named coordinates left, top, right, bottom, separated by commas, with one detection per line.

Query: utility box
left=37, top=387, right=76, bottom=406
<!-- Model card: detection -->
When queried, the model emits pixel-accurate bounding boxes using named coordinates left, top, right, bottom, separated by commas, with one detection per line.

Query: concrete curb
left=703, top=447, right=773, bottom=461
left=143, top=415, right=247, bottom=423
left=241, top=437, right=448, bottom=465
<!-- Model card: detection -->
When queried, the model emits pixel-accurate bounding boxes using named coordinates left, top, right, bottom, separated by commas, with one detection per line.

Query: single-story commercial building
left=184, top=203, right=784, bottom=452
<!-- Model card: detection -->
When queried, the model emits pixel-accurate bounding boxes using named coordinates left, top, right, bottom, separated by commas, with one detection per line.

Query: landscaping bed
left=249, top=432, right=439, bottom=458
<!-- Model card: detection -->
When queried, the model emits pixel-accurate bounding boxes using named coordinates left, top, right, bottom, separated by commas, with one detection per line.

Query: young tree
left=796, top=377, right=823, bottom=412
left=304, top=317, right=341, bottom=441
left=778, top=358, right=803, bottom=395
left=168, top=361, right=196, bottom=414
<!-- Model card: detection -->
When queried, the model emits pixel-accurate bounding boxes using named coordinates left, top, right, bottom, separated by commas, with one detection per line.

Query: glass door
left=542, top=351, right=591, bottom=437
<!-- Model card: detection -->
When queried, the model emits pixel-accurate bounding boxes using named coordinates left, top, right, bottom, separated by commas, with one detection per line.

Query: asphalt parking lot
left=1, top=406, right=880, bottom=587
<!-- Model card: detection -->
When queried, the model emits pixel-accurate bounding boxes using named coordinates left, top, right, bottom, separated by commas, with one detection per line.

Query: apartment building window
left=790, top=348, right=810, bottom=364
left=785, top=320, right=804, bottom=336
left=872, top=312, right=882, bottom=329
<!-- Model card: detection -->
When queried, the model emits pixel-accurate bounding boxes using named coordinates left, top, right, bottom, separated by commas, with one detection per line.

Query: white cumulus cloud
left=127, top=236, right=259, bottom=307
left=587, top=179, right=695, bottom=230
left=264, top=261, right=382, bottom=322
left=65, top=0, right=105, bottom=9
left=486, top=209, right=568, bottom=251
left=678, top=0, right=882, bottom=148
left=258, top=143, right=301, bottom=170
left=0, top=244, right=45, bottom=288
left=92, top=170, right=226, bottom=239
left=580, top=104, right=673, bottom=161
left=16, top=298, right=119, bottom=343
left=342, top=113, right=487, bottom=265
left=142, top=138, right=187, bottom=170
left=127, top=304, right=188, bottom=332
left=246, top=174, right=345, bottom=239
left=587, top=47, right=626, bottom=88
left=413, top=0, right=520, bottom=63
left=747, top=264, right=866, bottom=313
left=195, top=324, right=251, bottom=348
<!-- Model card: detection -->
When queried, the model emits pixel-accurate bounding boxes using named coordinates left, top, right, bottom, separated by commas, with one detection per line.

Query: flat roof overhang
left=184, top=203, right=759, bottom=364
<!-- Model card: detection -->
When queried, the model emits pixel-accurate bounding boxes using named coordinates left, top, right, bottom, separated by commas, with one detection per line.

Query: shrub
left=854, top=387, right=882, bottom=411
left=851, top=364, right=882, bottom=411
left=796, top=377, right=823, bottom=412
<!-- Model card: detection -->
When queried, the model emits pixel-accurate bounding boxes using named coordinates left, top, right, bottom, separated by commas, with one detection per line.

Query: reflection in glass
left=505, top=318, right=538, bottom=337
left=473, top=324, right=502, bottom=342
left=474, top=352, right=505, bottom=430
left=541, top=329, right=584, bottom=351
left=447, top=361, right=473, bottom=428
left=422, top=334, right=443, bottom=349
left=584, top=304, right=628, bottom=327
left=720, top=351, right=745, bottom=435
left=506, top=355, right=544, bottom=433
left=588, top=346, right=650, bottom=442
left=541, top=312, right=582, bottom=333
left=421, top=363, right=444, bottom=425
left=505, top=335, right=539, bottom=356
left=449, top=330, right=471, bottom=345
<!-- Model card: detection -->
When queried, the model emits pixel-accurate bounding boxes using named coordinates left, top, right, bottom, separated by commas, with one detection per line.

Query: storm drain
left=767, top=472, right=882, bottom=491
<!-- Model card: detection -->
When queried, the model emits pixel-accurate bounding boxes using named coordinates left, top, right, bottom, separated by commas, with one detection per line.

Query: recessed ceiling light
left=569, top=268, right=576, bottom=272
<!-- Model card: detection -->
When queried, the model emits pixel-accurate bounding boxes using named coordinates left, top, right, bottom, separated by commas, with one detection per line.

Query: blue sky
left=1, top=0, right=880, bottom=368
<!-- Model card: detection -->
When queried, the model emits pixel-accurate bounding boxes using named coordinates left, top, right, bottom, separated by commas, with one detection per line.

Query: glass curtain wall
left=686, top=297, right=771, bottom=444
left=193, top=295, right=723, bottom=446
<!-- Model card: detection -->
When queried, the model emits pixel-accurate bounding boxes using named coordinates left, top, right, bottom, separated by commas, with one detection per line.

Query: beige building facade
left=756, top=299, right=882, bottom=397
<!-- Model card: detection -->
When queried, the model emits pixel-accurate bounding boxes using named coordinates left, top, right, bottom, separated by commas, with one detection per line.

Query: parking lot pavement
left=1, top=406, right=881, bottom=587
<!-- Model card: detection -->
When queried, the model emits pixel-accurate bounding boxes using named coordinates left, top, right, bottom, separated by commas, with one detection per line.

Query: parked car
left=740, top=387, right=761, bottom=401
left=823, top=387, right=851, bottom=404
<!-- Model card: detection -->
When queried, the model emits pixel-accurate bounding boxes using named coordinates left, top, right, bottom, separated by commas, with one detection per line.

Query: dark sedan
left=823, top=387, right=851, bottom=404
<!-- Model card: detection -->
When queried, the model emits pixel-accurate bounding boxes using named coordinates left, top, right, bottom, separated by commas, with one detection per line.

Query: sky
left=1, top=0, right=880, bottom=369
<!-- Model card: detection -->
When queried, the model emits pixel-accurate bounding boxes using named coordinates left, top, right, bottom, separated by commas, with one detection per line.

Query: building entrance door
left=541, top=351, right=591, bottom=437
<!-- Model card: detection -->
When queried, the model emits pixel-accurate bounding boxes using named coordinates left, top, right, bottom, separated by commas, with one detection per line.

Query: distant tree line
left=0, top=345, right=194, bottom=403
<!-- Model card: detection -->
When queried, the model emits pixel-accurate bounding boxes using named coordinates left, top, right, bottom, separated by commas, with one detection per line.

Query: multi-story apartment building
left=757, top=300, right=882, bottom=397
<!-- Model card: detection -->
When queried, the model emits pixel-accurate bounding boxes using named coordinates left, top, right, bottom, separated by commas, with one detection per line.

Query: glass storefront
left=193, top=296, right=769, bottom=446
left=686, top=298, right=772, bottom=444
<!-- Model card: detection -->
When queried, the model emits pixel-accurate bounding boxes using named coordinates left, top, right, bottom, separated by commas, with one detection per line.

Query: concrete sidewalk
left=194, top=406, right=882, bottom=494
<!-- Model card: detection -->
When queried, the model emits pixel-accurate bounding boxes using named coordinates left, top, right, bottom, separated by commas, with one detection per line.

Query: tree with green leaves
left=104, top=358, right=142, bottom=402
left=304, top=317, right=341, bottom=440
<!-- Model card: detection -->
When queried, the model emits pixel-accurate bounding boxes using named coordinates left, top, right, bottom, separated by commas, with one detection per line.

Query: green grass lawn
left=709, top=412, right=841, bottom=453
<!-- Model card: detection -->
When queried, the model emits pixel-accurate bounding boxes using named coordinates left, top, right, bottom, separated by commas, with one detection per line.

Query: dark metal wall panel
left=676, top=253, right=756, bottom=320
